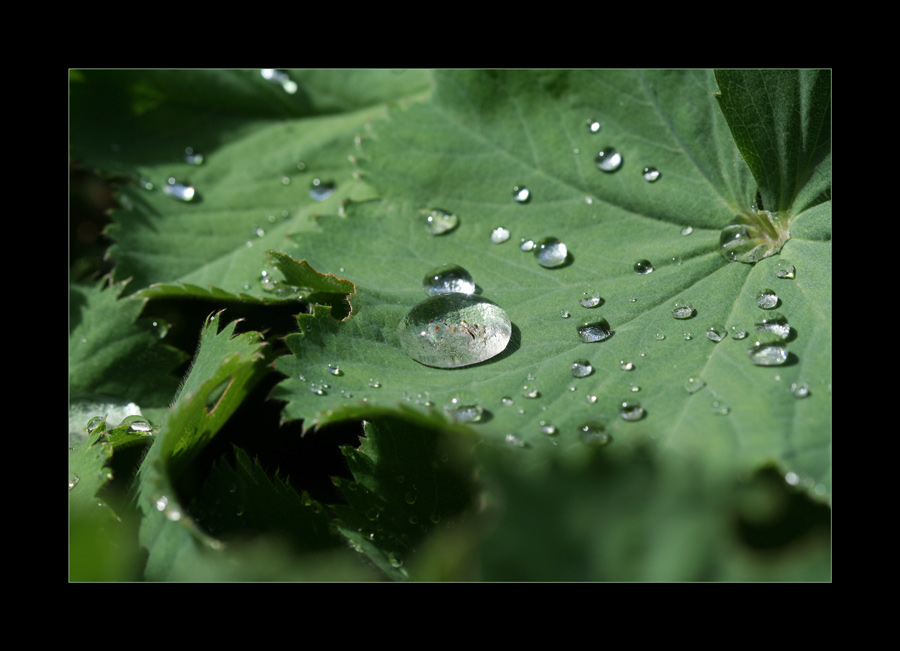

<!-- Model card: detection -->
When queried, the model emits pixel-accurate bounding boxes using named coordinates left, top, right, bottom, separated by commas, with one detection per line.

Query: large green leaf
left=272, top=70, right=831, bottom=502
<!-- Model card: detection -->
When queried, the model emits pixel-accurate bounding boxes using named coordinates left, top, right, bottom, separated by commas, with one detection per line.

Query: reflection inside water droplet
left=747, top=342, right=789, bottom=366
left=757, top=289, right=779, bottom=309
left=422, top=208, right=459, bottom=235
left=671, top=301, right=694, bottom=319
left=579, top=289, right=601, bottom=308
left=491, top=226, right=510, bottom=243
left=571, top=360, right=593, bottom=378
left=774, top=260, right=796, bottom=279
left=634, top=259, right=654, bottom=274
left=577, top=318, right=613, bottom=343
left=534, top=237, right=568, bottom=268
left=512, top=186, right=531, bottom=203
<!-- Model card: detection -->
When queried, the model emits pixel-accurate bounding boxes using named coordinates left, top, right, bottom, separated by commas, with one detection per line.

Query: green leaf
left=713, top=69, right=832, bottom=214
left=272, top=70, right=831, bottom=503
left=137, top=311, right=269, bottom=579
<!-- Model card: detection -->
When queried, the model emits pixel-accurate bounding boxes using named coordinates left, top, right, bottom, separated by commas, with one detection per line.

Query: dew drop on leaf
left=397, top=294, right=512, bottom=368
left=423, top=264, right=476, bottom=296
left=586, top=118, right=601, bottom=133
left=757, top=289, right=779, bottom=309
left=747, top=343, right=789, bottom=366
left=579, top=421, right=610, bottom=446
left=520, top=238, right=535, bottom=251
left=754, top=312, right=791, bottom=340
left=539, top=421, right=558, bottom=436
left=491, top=226, right=511, bottom=243
left=310, top=179, right=335, bottom=201
left=791, top=382, right=810, bottom=398
left=579, top=289, right=602, bottom=308
left=512, top=185, right=531, bottom=203
left=571, top=360, right=593, bottom=378
left=443, top=400, right=484, bottom=423
left=706, top=325, right=727, bottom=343
left=642, top=166, right=660, bottom=182
left=183, top=147, right=204, bottom=166
left=618, top=400, right=645, bottom=421
left=681, top=226, right=694, bottom=236
left=671, top=301, right=695, bottom=319
left=774, top=260, right=796, bottom=279
left=422, top=208, right=459, bottom=235
left=534, top=237, right=568, bottom=268
left=577, top=318, right=613, bottom=343
left=163, top=178, right=195, bottom=202
left=634, top=259, right=654, bottom=274
left=595, top=147, right=623, bottom=172
left=684, top=376, right=706, bottom=393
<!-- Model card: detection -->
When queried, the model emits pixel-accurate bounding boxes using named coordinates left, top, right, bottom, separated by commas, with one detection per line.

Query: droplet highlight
left=633, top=259, right=654, bottom=274
left=512, top=186, right=531, bottom=203
left=642, top=167, right=660, bottom=182
left=490, top=226, right=511, bottom=244
left=757, top=289, right=779, bottom=309
left=163, top=178, right=195, bottom=202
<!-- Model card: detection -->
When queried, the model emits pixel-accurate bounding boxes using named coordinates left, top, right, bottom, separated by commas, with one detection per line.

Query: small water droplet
left=618, top=400, right=645, bottom=421
left=683, top=332, right=693, bottom=340
left=642, top=166, right=660, bottom=182
left=520, top=238, right=535, bottom=251
left=710, top=401, right=730, bottom=416
left=125, top=419, right=153, bottom=434
left=671, top=301, right=695, bottom=319
left=730, top=325, right=748, bottom=340
left=443, top=401, right=484, bottom=423
left=512, top=186, right=531, bottom=203
left=505, top=433, right=528, bottom=447
left=790, top=382, right=810, bottom=398
left=260, top=68, right=298, bottom=94
left=630, top=383, right=641, bottom=392
left=681, top=226, right=694, bottom=236
left=586, top=118, right=602, bottom=133
left=706, top=325, right=727, bottom=343
left=521, top=384, right=540, bottom=399
left=424, top=263, right=476, bottom=296
left=69, top=474, right=81, bottom=490
left=571, top=359, right=594, bottom=378
left=560, top=310, right=571, bottom=319
left=586, top=394, right=598, bottom=404
left=757, top=289, right=779, bottom=309
left=163, top=178, right=196, bottom=202
left=634, top=259, right=654, bottom=274
left=310, top=178, right=336, bottom=201
left=184, top=147, right=204, bottom=166
left=654, top=332, right=666, bottom=340
left=684, top=376, right=706, bottom=393
left=368, top=378, right=381, bottom=388
left=422, top=208, right=459, bottom=235
left=747, top=343, right=789, bottom=366
left=619, top=360, right=634, bottom=371
left=501, top=396, right=515, bottom=406
left=577, top=318, right=613, bottom=343
left=327, top=363, right=343, bottom=376
left=579, top=289, right=602, bottom=308
left=538, top=421, right=558, bottom=436
left=754, top=312, right=791, bottom=340
left=595, top=147, right=623, bottom=172
left=579, top=421, right=611, bottom=446
left=397, top=294, right=512, bottom=368
left=534, top=237, right=568, bottom=268
left=85, top=416, right=105, bottom=433
left=774, top=260, right=796, bottom=279
left=490, top=226, right=511, bottom=243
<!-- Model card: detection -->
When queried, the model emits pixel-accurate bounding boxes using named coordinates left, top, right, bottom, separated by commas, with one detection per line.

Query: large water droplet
left=595, top=147, right=623, bottom=172
left=754, top=312, right=791, bottom=340
left=579, top=289, right=602, bottom=308
left=747, top=343, right=789, bottom=366
left=534, top=237, right=568, bottom=268
left=642, top=166, right=660, bottom=182
left=633, top=259, right=654, bottom=274
left=397, top=294, right=512, bottom=368
left=571, top=359, right=594, bottom=378
left=512, top=186, right=531, bottom=203
left=163, top=178, right=195, bottom=202
left=671, top=301, right=695, bottom=319
left=719, top=209, right=790, bottom=263
left=774, top=260, right=796, bottom=279
left=310, top=179, right=336, bottom=201
left=423, top=264, right=476, bottom=296
left=491, top=226, right=511, bottom=243
left=757, top=289, right=779, bottom=309
left=577, top=318, right=613, bottom=343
